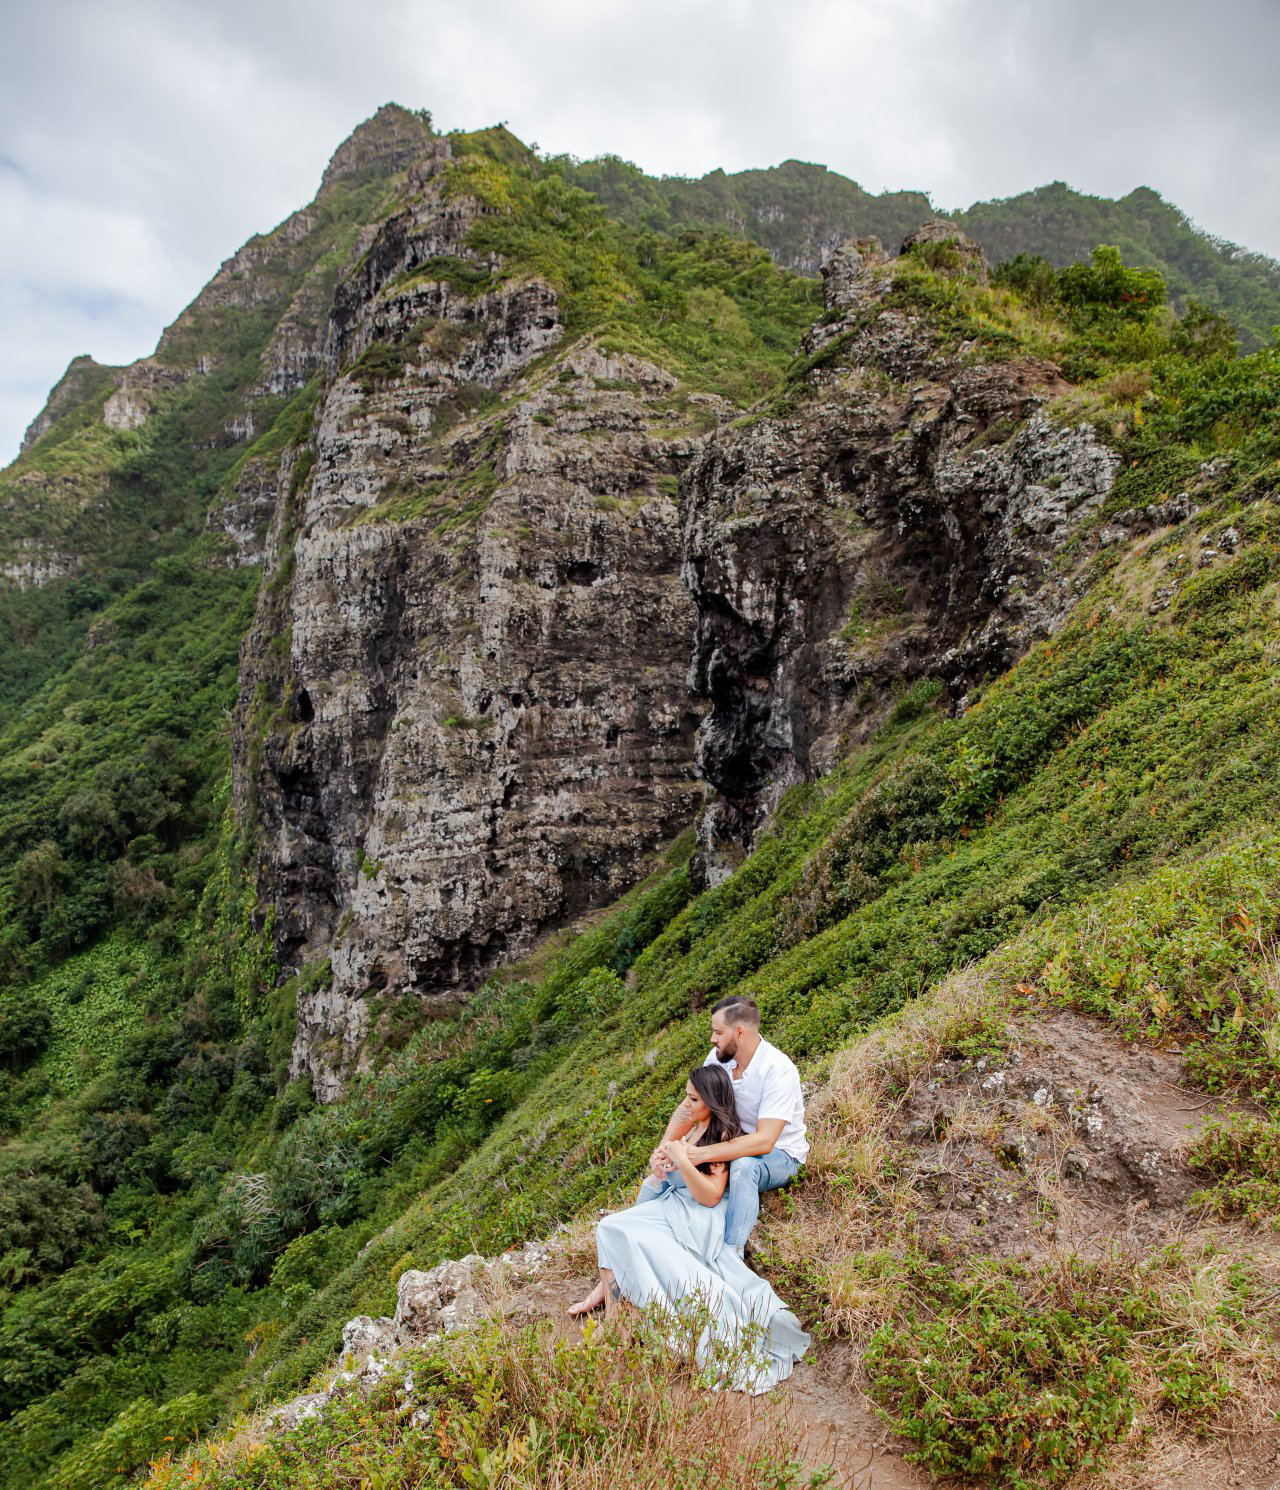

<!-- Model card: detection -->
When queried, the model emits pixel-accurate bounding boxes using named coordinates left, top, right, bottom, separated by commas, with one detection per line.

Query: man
left=652, top=995, right=807, bottom=1256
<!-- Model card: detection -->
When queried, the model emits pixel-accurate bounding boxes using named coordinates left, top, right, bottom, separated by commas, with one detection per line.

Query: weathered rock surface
left=234, top=144, right=713, bottom=1098
left=682, top=229, right=1120, bottom=863
left=264, top=1241, right=552, bottom=1429
left=896, top=1008, right=1236, bottom=1259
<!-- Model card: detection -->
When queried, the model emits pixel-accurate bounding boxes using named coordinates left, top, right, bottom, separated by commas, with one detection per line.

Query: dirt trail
left=783, top=1345, right=930, bottom=1488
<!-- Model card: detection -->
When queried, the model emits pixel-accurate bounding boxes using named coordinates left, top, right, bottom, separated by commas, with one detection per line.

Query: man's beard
left=714, top=1039, right=738, bottom=1064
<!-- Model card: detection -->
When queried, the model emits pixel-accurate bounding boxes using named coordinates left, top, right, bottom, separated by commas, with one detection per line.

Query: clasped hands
left=648, top=1137, right=692, bottom=1183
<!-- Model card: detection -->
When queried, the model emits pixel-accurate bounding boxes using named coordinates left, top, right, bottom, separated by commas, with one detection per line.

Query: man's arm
left=683, top=1117, right=785, bottom=1167
left=649, top=1103, right=695, bottom=1170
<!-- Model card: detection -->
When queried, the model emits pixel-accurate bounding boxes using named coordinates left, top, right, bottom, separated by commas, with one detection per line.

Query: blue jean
left=725, top=1149, right=801, bottom=1248
left=637, top=1149, right=801, bottom=1246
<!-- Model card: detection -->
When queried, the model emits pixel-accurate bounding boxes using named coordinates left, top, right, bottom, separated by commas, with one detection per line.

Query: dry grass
left=148, top=1307, right=814, bottom=1490
left=1124, top=1230, right=1280, bottom=1437
left=761, top=965, right=1016, bottom=1338
left=1105, top=367, right=1153, bottom=404
left=811, top=963, right=1011, bottom=1131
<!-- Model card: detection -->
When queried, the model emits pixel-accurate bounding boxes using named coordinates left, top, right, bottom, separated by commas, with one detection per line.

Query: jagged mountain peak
left=18, top=353, right=118, bottom=454
left=319, top=101, right=435, bottom=192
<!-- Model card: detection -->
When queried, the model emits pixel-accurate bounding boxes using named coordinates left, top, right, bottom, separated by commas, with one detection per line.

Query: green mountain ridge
left=0, top=102, right=1277, bottom=1490
left=555, top=155, right=1280, bottom=349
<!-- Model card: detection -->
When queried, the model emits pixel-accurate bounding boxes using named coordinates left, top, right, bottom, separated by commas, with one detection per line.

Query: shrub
left=0, top=993, right=52, bottom=1069
left=865, top=1262, right=1135, bottom=1486
left=1190, top=1115, right=1280, bottom=1225
left=1055, top=245, right=1167, bottom=327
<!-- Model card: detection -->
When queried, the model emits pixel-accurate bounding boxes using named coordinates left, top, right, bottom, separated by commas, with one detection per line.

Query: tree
left=13, top=841, right=70, bottom=931
left=1056, top=245, right=1167, bottom=325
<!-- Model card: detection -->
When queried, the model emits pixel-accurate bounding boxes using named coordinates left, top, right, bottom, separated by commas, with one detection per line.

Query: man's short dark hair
left=712, top=996, right=760, bottom=1028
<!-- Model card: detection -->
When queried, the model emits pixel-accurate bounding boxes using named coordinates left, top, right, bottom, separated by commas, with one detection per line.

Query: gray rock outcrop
left=682, top=228, right=1118, bottom=864
left=234, top=145, right=711, bottom=1098
left=263, top=1241, right=551, bottom=1430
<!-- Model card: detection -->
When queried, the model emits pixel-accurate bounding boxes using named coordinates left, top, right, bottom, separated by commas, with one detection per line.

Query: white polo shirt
left=704, top=1036, right=808, bottom=1163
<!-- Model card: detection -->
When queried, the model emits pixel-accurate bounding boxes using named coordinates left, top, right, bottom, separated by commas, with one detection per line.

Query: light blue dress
left=595, top=1170, right=811, bottom=1395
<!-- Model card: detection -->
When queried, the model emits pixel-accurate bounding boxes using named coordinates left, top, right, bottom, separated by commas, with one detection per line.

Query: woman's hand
left=661, top=1138, right=692, bottom=1171
left=648, top=1152, right=669, bottom=1185
left=662, top=1138, right=728, bottom=1207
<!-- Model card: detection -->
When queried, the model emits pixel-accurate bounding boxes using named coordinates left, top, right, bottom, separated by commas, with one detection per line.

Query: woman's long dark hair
left=688, top=1064, right=742, bottom=1173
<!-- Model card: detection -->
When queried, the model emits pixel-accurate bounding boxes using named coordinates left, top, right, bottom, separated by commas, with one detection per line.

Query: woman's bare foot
left=567, top=1279, right=606, bottom=1317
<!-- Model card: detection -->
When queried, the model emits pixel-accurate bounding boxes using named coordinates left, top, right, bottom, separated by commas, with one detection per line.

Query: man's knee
left=729, top=1155, right=764, bottom=1187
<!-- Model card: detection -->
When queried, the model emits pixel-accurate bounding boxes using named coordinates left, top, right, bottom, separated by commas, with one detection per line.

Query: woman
left=567, top=1064, right=810, bottom=1394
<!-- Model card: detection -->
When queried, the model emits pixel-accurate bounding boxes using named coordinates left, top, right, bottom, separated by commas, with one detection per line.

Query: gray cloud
left=2, top=0, right=1276, bottom=462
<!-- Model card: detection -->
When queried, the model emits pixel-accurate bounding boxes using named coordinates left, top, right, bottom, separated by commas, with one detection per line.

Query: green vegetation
left=446, top=144, right=821, bottom=405
left=554, top=153, right=934, bottom=275
left=2, top=107, right=1279, bottom=1490
left=959, top=182, right=1280, bottom=351
left=555, top=156, right=1280, bottom=349
left=861, top=1239, right=1267, bottom=1486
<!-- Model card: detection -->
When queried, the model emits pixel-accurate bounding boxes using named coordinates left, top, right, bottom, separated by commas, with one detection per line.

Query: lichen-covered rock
left=235, top=145, right=712, bottom=1097
left=261, top=1391, right=328, bottom=1431
left=395, top=1255, right=487, bottom=1338
left=102, top=360, right=190, bottom=431
left=341, top=1314, right=401, bottom=1366
left=900, top=219, right=989, bottom=281
left=258, top=1236, right=555, bottom=1438
left=682, top=237, right=1118, bottom=862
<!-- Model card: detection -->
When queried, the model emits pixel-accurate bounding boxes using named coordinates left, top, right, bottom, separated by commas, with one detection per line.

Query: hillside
left=0, top=103, right=1278, bottom=1490
left=556, top=155, right=1280, bottom=349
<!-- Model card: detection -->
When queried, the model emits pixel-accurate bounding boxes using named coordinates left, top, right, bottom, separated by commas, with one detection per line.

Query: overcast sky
left=3, top=0, right=1277, bottom=464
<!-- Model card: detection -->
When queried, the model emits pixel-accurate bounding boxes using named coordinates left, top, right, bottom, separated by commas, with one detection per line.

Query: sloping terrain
left=0, top=103, right=1278, bottom=1490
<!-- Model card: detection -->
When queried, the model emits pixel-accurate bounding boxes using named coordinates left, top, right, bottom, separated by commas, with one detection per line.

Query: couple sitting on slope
left=568, top=996, right=811, bottom=1394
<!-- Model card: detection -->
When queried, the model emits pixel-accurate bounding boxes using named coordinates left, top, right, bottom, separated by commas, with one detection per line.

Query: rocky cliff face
left=14, top=107, right=1133, bottom=1099
left=682, top=225, right=1120, bottom=866
left=238, top=202, right=1133, bottom=1091
left=234, top=142, right=712, bottom=1098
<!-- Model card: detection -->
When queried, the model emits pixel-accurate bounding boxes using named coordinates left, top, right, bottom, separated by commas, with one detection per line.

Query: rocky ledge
left=264, top=1242, right=552, bottom=1430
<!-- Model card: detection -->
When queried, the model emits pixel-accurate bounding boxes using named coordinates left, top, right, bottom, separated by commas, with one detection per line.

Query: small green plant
left=1190, top=1115, right=1280, bottom=1225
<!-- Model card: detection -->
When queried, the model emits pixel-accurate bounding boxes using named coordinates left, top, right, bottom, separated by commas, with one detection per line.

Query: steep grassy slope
left=136, top=477, right=1280, bottom=1488
left=556, top=155, right=1280, bottom=349
left=1, top=114, right=1278, bottom=1489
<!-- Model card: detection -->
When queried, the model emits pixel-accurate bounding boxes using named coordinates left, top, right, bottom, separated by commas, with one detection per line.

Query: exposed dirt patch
left=901, top=1007, right=1239, bottom=1260
left=1078, top=1426, right=1280, bottom=1490
left=783, top=1344, right=930, bottom=1488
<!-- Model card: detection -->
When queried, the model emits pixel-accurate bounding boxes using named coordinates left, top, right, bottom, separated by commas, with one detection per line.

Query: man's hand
left=648, top=1144, right=672, bottom=1175
left=662, top=1138, right=691, bottom=1167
